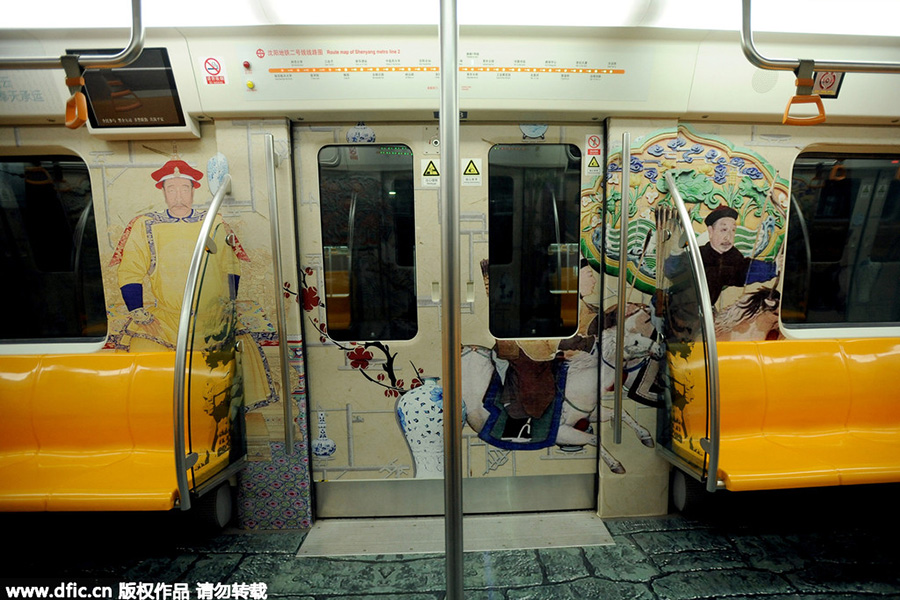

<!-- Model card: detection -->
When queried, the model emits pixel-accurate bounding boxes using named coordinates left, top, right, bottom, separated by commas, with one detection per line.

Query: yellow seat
left=0, top=351, right=233, bottom=512
left=716, top=339, right=900, bottom=492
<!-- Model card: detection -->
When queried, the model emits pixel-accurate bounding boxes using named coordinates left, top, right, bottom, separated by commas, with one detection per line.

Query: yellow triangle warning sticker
left=423, top=161, right=440, bottom=177
left=588, top=156, right=600, bottom=168
left=464, top=160, right=480, bottom=176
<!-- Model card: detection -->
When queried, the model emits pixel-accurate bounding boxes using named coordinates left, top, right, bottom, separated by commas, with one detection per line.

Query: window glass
left=784, top=154, right=900, bottom=326
left=487, top=144, right=582, bottom=338
left=0, top=155, right=107, bottom=342
left=317, top=144, right=417, bottom=341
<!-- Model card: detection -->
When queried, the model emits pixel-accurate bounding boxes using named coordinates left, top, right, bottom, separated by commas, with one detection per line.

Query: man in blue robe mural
left=699, top=206, right=777, bottom=305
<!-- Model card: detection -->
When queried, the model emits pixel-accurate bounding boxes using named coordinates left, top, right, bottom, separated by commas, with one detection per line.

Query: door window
left=317, top=144, right=417, bottom=341
left=487, top=144, right=582, bottom=338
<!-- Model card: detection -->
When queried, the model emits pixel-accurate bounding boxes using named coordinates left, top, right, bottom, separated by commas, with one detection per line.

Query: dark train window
left=316, top=144, right=417, bottom=341
left=784, top=153, right=900, bottom=327
left=487, top=144, right=582, bottom=338
left=0, top=155, right=107, bottom=342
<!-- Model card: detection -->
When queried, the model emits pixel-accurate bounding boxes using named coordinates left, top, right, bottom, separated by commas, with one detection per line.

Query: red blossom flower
left=347, top=346, right=373, bottom=369
left=410, top=379, right=422, bottom=389
left=302, top=286, right=321, bottom=311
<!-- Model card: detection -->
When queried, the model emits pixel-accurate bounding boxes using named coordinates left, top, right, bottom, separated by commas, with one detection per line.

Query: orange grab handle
left=829, top=164, right=847, bottom=181
left=65, top=91, right=88, bottom=129
left=782, top=94, right=826, bottom=126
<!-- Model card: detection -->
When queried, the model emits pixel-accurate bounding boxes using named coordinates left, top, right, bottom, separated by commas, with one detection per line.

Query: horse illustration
left=599, top=303, right=664, bottom=395
left=460, top=342, right=656, bottom=475
left=714, top=288, right=781, bottom=341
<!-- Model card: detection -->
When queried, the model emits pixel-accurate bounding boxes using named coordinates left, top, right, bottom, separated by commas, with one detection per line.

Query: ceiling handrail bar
left=0, top=0, right=144, bottom=70
left=740, top=0, right=900, bottom=74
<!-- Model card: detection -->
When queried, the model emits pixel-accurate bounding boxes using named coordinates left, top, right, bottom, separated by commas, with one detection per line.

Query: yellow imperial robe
left=112, top=209, right=242, bottom=352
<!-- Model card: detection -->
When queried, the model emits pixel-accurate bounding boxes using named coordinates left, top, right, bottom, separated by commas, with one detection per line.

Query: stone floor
left=2, top=483, right=899, bottom=599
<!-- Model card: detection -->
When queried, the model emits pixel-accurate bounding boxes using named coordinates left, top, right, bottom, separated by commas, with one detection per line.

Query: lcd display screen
left=71, top=47, right=186, bottom=129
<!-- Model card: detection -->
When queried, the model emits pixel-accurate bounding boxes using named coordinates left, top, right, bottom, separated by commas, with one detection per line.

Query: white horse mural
left=599, top=304, right=665, bottom=399
left=460, top=342, right=657, bottom=475
left=397, top=303, right=665, bottom=477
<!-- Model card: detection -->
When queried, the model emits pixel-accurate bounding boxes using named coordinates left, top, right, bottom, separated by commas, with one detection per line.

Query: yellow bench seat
left=0, top=450, right=178, bottom=511
left=716, top=339, right=900, bottom=492
left=0, top=352, right=219, bottom=512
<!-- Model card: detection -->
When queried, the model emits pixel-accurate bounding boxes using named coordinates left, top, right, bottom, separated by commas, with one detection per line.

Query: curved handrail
left=0, top=0, right=144, bottom=70
left=741, top=0, right=900, bottom=74
left=664, top=171, right=720, bottom=494
left=173, top=173, right=232, bottom=512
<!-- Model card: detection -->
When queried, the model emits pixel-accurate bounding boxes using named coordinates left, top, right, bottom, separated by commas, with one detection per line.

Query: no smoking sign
left=202, top=57, right=227, bottom=85
left=204, top=58, right=221, bottom=75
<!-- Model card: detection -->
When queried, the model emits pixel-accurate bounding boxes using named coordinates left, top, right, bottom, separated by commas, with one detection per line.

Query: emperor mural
left=108, top=159, right=249, bottom=352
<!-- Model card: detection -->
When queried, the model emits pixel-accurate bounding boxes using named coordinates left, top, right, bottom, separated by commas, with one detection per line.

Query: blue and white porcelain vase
left=346, top=122, right=376, bottom=143
left=311, top=410, right=337, bottom=458
left=206, top=152, right=229, bottom=195
left=396, top=377, right=444, bottom=478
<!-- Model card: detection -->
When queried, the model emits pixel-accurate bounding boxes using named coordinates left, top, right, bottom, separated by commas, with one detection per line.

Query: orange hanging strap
left=61, top=54, right=88, bottom=129
left=65, top=91, right=88, bottom=129
left=783, top=59, right=826, bottom=126
left=829, top=163, right=847, bottom=181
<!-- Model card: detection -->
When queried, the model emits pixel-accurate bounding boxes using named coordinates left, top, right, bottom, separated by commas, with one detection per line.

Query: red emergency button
left=243, top=61, right=251, bottom=69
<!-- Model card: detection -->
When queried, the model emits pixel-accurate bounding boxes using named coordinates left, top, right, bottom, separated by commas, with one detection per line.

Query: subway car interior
left=1, top=0, right=899, bottom=596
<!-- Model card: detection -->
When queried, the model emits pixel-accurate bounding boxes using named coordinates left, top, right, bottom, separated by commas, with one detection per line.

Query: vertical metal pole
left=265, top=134, right=295, bottom=452
left=439, top=0, right=464, bottom=597
left=613, top=132, right=630, bottom=445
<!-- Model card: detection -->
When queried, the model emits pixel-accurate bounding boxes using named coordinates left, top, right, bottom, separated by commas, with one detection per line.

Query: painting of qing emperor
left=109, top=159, right=249, bottom=352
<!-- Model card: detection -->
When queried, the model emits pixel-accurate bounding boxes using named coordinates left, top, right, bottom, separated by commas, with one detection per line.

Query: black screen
left=72, top=47, right=187, bottom=129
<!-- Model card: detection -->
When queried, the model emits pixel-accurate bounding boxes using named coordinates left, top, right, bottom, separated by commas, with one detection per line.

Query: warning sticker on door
left=422, top=159, right=440, bottom=188
left=584, top=135, right=603, bottom=177
left=462, top=158, right=482, bottom=186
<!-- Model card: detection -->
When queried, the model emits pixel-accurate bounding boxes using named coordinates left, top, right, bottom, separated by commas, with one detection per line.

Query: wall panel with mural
left=1, top=121, right=312, bottom=529
left=593, top=121, right=791, bottom=509
left=587, top=120, right=897, bottom=508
